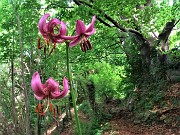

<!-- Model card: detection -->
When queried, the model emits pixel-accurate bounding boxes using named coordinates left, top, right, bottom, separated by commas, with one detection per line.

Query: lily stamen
left=37, top=38, right=42, bottom=49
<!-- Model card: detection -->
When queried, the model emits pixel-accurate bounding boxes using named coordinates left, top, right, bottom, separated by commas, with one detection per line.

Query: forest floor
left=59, top=107, right=180, bottom=135
left=101, top=106, right=180, bottom=135
left=46, top=83, right=180, bottom=135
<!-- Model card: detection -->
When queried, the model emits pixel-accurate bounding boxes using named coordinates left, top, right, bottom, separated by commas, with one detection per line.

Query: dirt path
left=102, top=115, right=180, bottom=135
left=47, top=83, right=180, bottom=135
left=45, top=110, right=180, bottom=135
left=58, top=109, right=180, bottom=135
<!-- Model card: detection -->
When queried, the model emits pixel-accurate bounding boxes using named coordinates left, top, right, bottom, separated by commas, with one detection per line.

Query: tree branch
left=73, top=0, right=151, bottom=44
left=158, top=19, right=176, bottom=42
left=96, top=16, right=112, bottom=27
left=74, top=0, right=126, bottom=31
left=129, top=29, right=147, bottom=42
left=73, top=0, right=111, bottom=27
left=73, top=0, right=151, bottom=54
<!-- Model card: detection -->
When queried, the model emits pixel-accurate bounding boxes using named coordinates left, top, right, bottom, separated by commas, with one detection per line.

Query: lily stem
left=66, top=42, right=82, bottom=135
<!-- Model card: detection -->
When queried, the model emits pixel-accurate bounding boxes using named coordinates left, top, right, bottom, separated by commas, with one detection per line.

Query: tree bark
left=10, top=1, right=31, bottom=134
left=11, top=32, right=18, bottom=135
left=17, top=14, right=31, bottom=135
left=158, top=20, right=176, bottom=64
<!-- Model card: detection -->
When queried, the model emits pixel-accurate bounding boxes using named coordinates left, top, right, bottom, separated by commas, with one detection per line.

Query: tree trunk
left=10, top=0, right=31, bottom=133
left=87, top=81, right=96, bottom=112
left=17, top=15, right=31, bottom=135
left=11, top=33, right=18, bottom=135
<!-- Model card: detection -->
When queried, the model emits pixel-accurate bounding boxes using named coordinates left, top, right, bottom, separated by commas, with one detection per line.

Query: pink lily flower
left=31, top=71, right=68, bottom=116
left=38, top=13, right=67, bottom=44
left=62, top=16, right=96, bottom=52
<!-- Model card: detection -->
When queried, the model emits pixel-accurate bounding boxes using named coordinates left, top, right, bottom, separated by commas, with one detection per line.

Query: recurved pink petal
left=62, top=77, right=69, bottom=94
left=51, top=21, right=67, bottom=43
left=54, top=37, right=64, bottom=43
left=84, top=28, right=96, bottom=36
left=59, top=21, right=67, bottom=36
left=34, top=93, right=45, bottom=100
left=46, top=77, right=59, bottom=92
left=69, top=36, right=81, bottom=47
left=61, top=35, right=78, bottom=40
left=86, top=16, right=96, bottom=33
left=52, top=35, right=64, bottom=43
left=76, top=20, right=86, bottom=35
left=54, top=77, right=69, bottom=99
left=31, top=71, right=45, bottom=95
left=48, top=18, right=61, bottom=33
left=50, top=87, right=61, bottom=98
left=38, top=14, right=50, bottom=36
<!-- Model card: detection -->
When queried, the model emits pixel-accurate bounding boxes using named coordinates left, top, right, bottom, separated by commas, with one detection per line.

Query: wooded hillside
left=0, top=0, right=179, bottom=134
